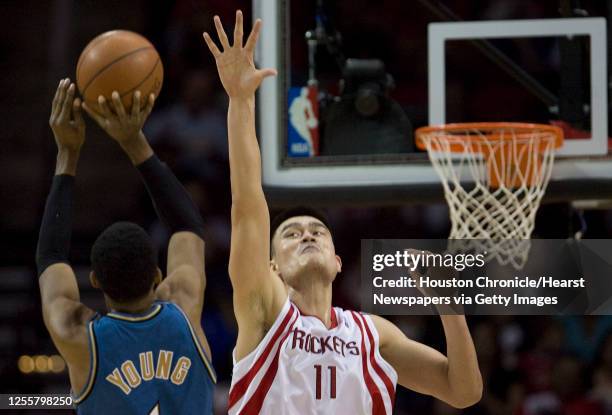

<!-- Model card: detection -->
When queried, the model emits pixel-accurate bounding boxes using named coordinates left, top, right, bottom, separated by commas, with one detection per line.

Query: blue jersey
left=74, top=301, right=216, bottom=415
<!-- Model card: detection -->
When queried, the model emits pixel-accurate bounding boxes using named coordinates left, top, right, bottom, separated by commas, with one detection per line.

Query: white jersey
left=228, top=299, right=397, bottom=415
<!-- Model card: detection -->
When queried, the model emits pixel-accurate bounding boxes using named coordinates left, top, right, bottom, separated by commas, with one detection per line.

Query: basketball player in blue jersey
left=203, top=12, right=482, bottom=414
left=37, top=79, right=216, bottom=414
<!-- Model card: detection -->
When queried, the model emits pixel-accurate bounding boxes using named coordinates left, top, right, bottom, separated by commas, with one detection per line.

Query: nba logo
left=287, top=85, right=319, bottom=157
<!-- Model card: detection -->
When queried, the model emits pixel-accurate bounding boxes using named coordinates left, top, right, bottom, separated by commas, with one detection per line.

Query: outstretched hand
left=203, top=10, right=277, bottom=99
left=49, top=78, right=85, bottom=152
left=405, top=249, right=460, bottom=299
left=82, top=90, right=155, bottom=145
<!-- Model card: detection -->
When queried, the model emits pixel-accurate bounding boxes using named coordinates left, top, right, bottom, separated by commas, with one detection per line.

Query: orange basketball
left=76, top=30, right=163, bottom=112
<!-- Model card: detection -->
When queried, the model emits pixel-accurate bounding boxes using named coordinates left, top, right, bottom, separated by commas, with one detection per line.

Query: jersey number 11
left=314, top=365, right=337, bottom=400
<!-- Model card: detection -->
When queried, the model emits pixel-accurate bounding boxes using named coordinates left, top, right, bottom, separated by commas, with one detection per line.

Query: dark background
left=1, top=1, right=612, bottom=414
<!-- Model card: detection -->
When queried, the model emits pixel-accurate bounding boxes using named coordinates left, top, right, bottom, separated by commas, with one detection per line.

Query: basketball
left=76, top=30, right=163, bottom=112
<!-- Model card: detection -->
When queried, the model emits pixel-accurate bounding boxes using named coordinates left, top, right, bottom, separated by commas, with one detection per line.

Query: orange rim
left=415, top=122, right=564, bottom=152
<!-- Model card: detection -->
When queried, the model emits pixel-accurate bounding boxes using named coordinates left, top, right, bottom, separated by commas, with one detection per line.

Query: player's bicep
left=229, top=197, right=270, bottom=277
left=163, top=232, right=205, bottom=307
left=39, top=263, right=81, bottom=314
left=39, top=264, right=94, bottom=352
left=229, top=200, right=286, bottom=326
left=167, top=231, right=205, bottom=275
left=373, top=315, right=451, bottom=398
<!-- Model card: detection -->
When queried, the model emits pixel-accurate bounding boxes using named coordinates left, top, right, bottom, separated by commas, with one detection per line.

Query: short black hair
left=91, top=222, right=157, bottom=303
left=270, top=207, right=332, bottom=256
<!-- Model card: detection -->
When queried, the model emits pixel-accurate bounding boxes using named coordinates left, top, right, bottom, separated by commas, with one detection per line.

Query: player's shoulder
left=48, top=299, right=97, bottom=341
left=50, top=306, right=98, bottom=374
left=158, top=300, right=194, bottom=323
left=362, top=314, right=408, bottom=349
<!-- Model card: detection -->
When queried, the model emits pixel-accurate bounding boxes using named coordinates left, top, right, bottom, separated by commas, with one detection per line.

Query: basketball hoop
left=415, top=122, right=564, bottom=268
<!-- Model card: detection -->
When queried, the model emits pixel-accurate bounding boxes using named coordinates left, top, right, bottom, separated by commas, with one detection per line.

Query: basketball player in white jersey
left=203, top=11, right=482, bottom=414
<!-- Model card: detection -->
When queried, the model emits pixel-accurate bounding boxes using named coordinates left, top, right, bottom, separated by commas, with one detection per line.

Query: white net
left=417, top=124, right=562, bottom=269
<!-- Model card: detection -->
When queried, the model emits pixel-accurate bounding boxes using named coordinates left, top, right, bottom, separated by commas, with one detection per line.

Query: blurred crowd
left=391, top=314, right=612, bottom=415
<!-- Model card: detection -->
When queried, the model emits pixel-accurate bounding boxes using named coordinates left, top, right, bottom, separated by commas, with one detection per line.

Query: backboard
left=428, top=18, right=607, bottom=156
left=253, top=0, right=612, bottom=206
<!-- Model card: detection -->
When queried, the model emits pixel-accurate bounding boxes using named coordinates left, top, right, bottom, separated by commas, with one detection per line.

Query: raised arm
left=203, top=11, right=286, bottom=359
left=82, top=91, right=206, bottom=325
left=37, top=79, right=95, bottom=363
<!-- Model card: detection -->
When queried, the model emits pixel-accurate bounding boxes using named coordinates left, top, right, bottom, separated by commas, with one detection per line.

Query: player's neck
left=288, top=282, right=333, bottom=328
left=106, top=291, right=156, bottom=314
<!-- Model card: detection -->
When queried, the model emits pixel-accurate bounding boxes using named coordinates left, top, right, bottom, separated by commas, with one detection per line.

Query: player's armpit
left=231, top=277, right=287, bottom=362
left=155, top=263, right=203, bottom=320
left=372, top=315, right=479, bottom=409
left=230, top=263, right=287, bottom=332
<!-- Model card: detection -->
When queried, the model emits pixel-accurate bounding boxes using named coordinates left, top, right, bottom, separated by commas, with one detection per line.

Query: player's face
left=272, top=216, right=341, bottom=284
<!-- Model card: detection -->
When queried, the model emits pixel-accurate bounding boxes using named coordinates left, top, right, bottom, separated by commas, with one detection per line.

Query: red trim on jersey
left=295, top=306, right=339, bottom=329
left=228, top=304, right=296, bottom=409
left=240, top=316, right=298, bottom=414
left=330, top=308, right=338, bottom=329
left=357, top=313, right=396, bottom=405
left=351, top=311, right=387, bottom=415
